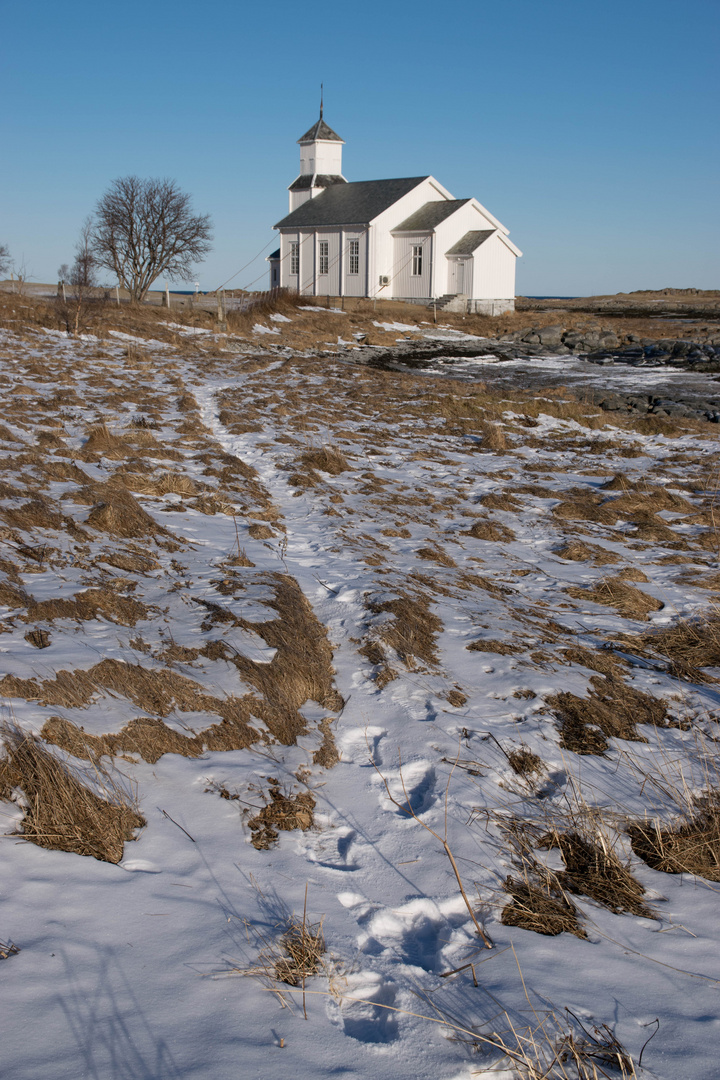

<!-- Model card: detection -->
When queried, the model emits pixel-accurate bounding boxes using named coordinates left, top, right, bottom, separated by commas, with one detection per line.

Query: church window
left=290, top=242, right=299, bottom=276
left=319, top=241, right=329, bottom=275
left=411, top=245, right=423, bottom=276
left=348, top=239, right=359, bottom=275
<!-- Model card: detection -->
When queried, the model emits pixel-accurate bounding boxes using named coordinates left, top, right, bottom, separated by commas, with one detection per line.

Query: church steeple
left=289, top=97, right=346, bottom=211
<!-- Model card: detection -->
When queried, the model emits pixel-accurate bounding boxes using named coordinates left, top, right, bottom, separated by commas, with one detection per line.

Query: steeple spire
left=320, top=82, right=324, bottom=120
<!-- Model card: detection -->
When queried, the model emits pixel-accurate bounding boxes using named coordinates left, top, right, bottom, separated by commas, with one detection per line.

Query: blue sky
left=2, top=0, right=718, bottom=295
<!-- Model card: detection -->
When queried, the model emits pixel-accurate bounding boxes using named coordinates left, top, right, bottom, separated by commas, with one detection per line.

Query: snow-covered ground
left=0, top=321, right=718, bottom=1079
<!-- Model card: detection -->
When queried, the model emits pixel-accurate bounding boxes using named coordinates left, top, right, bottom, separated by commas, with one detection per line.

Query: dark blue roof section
left=275, top=177, right=429, bottom=229
left=298, top=118, right=344, bottom=144
left=445, top=230, right=495, bottom=255
left=392, top=200, right=469, bottom=232
left=288, top=174, right=347, bottom=192
left=267, top=249, right=281, bottom=261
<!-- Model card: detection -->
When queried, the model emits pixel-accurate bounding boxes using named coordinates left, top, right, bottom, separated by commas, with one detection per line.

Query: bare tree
left=0, top=244, right=10, bottom=279
left=91, top=176, right=212, bottom=304
left=58, top=220, right=102, bottom=335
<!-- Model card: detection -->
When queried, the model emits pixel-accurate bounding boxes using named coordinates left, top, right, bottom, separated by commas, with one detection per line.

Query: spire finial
left=320, top=82, right=324, bottom=119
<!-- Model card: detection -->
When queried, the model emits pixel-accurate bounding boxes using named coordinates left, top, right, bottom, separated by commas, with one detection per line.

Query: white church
left=268, top=109, right=521, bottom=314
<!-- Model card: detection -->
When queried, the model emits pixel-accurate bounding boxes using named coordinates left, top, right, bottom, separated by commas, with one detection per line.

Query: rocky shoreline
left=349, top=331, right=720, bottom=423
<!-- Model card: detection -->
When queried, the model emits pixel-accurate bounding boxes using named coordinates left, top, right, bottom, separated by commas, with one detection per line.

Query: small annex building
left=268, top=109, right=521, bottom=314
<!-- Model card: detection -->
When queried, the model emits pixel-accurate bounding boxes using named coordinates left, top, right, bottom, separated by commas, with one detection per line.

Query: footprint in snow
left=364, top=896, right=469, bottom=973
left=339, top=725, right=386, bottom=767
left=380, top=760, right=436, bottom=816
left=304, top=826, right=359, bottom=871
left=330, top=970, right=399, bottom=1044
left=338, top=893, right=471, bottom=973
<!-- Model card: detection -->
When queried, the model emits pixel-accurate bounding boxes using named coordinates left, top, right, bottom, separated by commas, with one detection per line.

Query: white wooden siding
left=313, top=229, right=341, bottom=296
left=280, top=232, right=300, bottom=291
left=299, top=140, right=343, bottom=176
left=472, top=233, right=516, bottom=299
left=392, top=234, right=432, bottom=298
left=343, top=231, right=367, bottom=296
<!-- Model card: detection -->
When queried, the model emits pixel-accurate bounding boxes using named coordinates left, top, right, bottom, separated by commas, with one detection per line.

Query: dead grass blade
left=550, top=675, right=669, bottom=755
left=628, top=792, right=720, bottom=881
left=0, top=722, right=144, bottom=863
left=566, top=576, right=663, bottom=620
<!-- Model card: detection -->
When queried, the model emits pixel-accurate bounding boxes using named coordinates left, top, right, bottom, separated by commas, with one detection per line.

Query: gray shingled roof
left=445, top=230, right=495, bottom=256
left=288, top=174, right=347, bottom=192
left=297, top=118, right=344, bottom=144
left=274, top=177, right=429, bottom=229
left=392, top=200, right=470, bottom=232
left=267, top=249, right=280, bottom=261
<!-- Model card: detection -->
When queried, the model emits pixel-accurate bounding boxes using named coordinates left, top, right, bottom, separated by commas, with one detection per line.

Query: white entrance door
left=455, top=259, right=465, bottom=294
left=448, top=258, right=465, bottom=295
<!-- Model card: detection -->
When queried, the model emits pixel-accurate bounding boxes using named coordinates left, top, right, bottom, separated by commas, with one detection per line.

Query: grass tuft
left=0, top=722, right=144, bottom=863
left=629, top=793, right=720, bottom=881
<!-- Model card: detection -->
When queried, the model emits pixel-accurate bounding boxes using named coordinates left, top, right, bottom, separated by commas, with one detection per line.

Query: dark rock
left=598, top=394, right=627, bottom=411
left=537, top=325, right=564, bottom=346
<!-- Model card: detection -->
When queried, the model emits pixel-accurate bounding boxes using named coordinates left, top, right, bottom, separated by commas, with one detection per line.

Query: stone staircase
left=429, top=293, right=469, bottom=314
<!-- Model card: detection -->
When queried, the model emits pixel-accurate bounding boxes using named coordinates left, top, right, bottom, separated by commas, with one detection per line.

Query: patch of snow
left=299, top=305, right=346, bottom=313
left=373, top=320, right=420, bottom=332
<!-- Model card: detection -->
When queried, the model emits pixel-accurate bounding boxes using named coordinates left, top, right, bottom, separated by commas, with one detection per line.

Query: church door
left=455, top=260, right=465, bottom=294
left=448, top=258, right=465, bottom=295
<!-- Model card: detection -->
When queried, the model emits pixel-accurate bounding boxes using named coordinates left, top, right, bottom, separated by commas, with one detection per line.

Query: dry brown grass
left=42, top=714, right=210, bottom=764
left=99, top=548, right=161, bottom=573
left=298, top=446, right=350, bottom=475
left=35, top=578, right=342, bottom=761
left=550, top=675, right=669, bottom=755
left=628, top=795, right=720, bottom=881
left=566, top=576, right=663, bottom=620
left=480, top=492, right=522, bottom=511
left=478, top=420, right=509, bottom=451
left=125, top=471, right=199, bottom=498
left=552, top=492, right=618, bottom=526
left=538, top=829, right=652, bottom=917
left=559, top=646, right=626, bottom=677
left=247, top=780, right=316, bottom=850
left=507, top=746, right=544, bottom=777
left=370, top=592, right=441, bottom=668
left=85, top=485, right=165, bottom=539
left=0, top=722, right=144, bottom=863
left=635, top=610, right=720, bottom=681
left=231, top=887, right=327, bottom=1016
left=463, top=517, right=516, bottom=542
left=501, top=873, right=586, bottom=938
left=224, top=573, right=343, bottom=744
left=1, top=496, right=70, bottom=535
left=24, top=586, right=149, bottom=627
left=416, top=544, right=457, bottom=568
left=24, top=627, right=51, bottom=649
left=81, top=422, right=128, bottom=459
left=467, top=638, right=521, bottom=655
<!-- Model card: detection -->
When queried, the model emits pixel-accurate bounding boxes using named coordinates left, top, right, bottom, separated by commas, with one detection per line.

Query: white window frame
left=319, top=240, right=329, bottom=275
left=348, top=239, right=359, bottom=275
left=290, top=241, right=300, bottom=276
left=411, top=244, right=423, bottom=277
